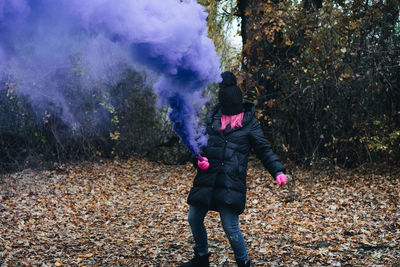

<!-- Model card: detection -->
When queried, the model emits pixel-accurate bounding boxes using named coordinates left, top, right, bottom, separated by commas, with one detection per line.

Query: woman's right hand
left=198, top=157, right=210, bottom=170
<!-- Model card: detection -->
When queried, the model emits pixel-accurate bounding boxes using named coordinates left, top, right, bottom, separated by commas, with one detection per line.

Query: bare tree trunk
left=303, top=0, right=323, bottom=10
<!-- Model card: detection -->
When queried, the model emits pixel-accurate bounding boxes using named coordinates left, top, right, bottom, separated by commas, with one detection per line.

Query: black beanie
left=218, top=71, right=243, bottom=115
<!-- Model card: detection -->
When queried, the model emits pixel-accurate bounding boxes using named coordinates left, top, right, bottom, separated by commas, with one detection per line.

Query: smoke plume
left=0, top=0, right=221, bottom=155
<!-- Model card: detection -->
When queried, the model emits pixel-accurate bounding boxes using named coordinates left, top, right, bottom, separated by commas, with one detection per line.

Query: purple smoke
left=0, top=0, right=221, bottom=155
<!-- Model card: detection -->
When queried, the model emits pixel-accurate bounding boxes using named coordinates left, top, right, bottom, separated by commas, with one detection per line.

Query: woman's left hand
left=276, top=173, right=287, bottom=186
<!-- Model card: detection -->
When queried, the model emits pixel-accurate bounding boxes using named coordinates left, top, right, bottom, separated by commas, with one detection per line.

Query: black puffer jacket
left=187, top=100, right=286, bottom=214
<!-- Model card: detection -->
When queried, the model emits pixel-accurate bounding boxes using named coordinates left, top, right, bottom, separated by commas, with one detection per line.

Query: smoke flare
left=0, top=0, right=221, bottom=155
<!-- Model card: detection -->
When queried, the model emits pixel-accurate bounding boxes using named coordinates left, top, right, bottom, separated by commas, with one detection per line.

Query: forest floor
left=0, top=156, right=399, bottom=266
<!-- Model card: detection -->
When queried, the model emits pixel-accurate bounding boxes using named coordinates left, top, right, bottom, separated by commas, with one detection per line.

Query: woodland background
left=0, top=0, right=399, bottom=172
left=1, top=1, right=399, bottom=266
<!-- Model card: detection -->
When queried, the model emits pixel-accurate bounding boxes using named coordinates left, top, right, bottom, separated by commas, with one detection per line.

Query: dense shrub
left=237, top=0, right=400, bottom=167
left=0, top=69, right=191, bottom=173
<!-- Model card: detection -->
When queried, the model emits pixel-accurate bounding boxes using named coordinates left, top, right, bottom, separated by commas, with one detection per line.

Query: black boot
left=180, top=249, right=210, bottom=267
left=236, top=259, right=251, bottom=267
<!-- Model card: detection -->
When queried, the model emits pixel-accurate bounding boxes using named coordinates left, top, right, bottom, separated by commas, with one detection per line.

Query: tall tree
left=199, top=0, right=241, bottom=68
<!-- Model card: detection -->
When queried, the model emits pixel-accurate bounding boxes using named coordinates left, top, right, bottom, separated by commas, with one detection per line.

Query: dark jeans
left=188, top=205, right=248, bottom=261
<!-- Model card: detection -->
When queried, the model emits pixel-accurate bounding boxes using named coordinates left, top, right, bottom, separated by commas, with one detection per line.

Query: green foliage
left=199, top=0, right=242, bottom=68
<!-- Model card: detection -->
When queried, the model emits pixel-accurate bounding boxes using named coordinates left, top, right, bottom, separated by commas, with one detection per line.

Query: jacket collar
left=207, top=99, right=255, bottom=135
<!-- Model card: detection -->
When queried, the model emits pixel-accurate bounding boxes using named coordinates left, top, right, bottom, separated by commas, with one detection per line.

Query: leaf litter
left=0, top=157, right=399, bottom=266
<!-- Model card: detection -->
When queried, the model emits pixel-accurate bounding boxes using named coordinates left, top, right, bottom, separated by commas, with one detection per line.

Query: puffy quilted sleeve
left=248, top=117, right=286, bottom=178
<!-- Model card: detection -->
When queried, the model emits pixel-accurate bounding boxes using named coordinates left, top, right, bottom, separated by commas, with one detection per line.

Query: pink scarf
left=220, top=112, right=244, bottom=131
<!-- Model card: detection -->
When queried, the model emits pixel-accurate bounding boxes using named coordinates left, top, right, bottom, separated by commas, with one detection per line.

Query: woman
left=181, top=71, right=287, bottom=267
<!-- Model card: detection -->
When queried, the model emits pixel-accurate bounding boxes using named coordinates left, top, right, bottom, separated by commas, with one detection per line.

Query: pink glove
left=276, top=173, right=287, bottom=186
left=198, top=157, right=210, bottom=170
